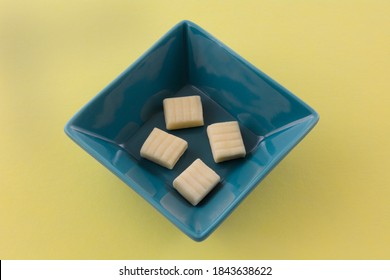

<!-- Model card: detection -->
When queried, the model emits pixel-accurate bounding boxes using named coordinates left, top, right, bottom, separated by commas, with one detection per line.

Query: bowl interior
left=66, top=21, right=318, bottom=240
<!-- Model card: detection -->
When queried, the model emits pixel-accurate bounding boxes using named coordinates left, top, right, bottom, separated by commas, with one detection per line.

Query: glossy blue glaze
left=65, top=20, right=319, bottom=241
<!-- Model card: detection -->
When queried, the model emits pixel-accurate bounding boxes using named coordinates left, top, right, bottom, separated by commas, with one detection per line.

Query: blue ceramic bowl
left=65, top=20, right=319, bottom=241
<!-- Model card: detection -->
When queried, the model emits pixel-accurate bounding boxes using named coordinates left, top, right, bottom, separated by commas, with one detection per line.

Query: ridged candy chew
left=173, top=159, right=220, bottom=206
left=207, top=121, right=246, bottom=163
left=140, top=128, right=188, bottom=169
left=163, top=95, right=204, bottom=130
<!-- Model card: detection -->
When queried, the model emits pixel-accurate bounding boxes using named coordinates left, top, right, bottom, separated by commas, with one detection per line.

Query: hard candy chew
left=173, top=159, right=220, bottom=206
left=207, top=121, right=246, bottom=163
left=140, top=128, right=188, bottom=169
left=163, top=95, right=204, bottom=130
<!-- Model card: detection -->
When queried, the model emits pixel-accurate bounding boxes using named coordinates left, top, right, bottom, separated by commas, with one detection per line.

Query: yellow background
left=1, top=0, right=389, bottom=259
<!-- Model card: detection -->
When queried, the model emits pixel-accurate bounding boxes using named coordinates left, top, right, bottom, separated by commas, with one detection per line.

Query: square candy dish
left=65, top=20, right=319, bottom=241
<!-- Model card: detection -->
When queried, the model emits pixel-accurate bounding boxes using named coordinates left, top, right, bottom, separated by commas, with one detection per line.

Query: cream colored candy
left=163, top=95, right=204, bottom=130
left=207, top=121, right=246, bottom=163
left=140, top=128, right=188, bottom=169
left=173, top=159, right=220, bottom=206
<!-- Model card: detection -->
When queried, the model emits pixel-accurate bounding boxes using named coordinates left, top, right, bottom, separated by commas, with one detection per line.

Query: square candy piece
left=163, top=95, right=204, bottom=130
left=140, top=128, right=188, bottom=169
left=207, top=121, right=246, bottom=163
left=173, top=159, right=220, bottom=206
